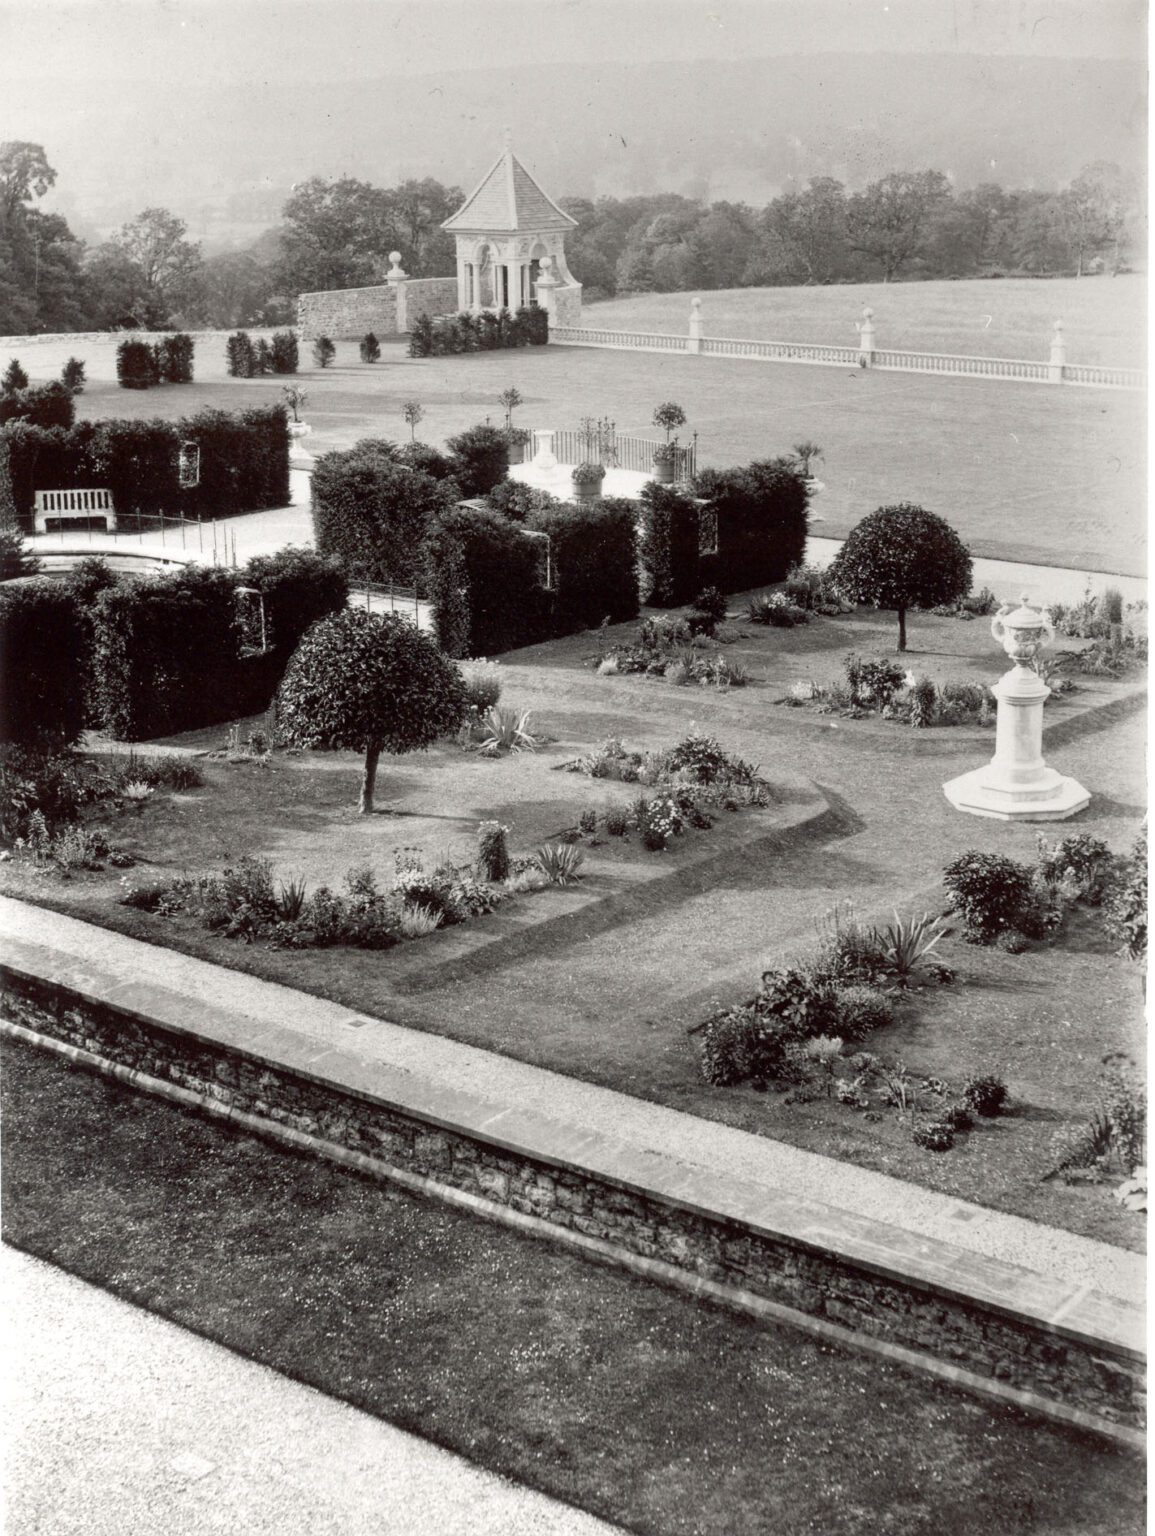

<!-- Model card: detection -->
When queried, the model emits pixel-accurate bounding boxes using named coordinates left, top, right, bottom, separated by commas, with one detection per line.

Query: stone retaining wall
left=296, top=278, right=457, bottom=340
left=0, top=961, right=1143, bottom=1438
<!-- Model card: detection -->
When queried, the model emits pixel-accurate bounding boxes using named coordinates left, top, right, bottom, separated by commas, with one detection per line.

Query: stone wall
left=552, top=285, right=583, bottom=329
left=0, top=959, right=1142, bottom=1439
left=296, top=278, right=458, bottom=341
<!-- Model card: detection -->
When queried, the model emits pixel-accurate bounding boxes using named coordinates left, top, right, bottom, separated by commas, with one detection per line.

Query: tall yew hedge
left=426, top=504, right=546, bottom=658
left=0, top=406, right=289, bottom=525
left=311, top=448, right=457, bottom=584
left=0, top=580, right=87, bottom=748
left=693, top=459, right=809, bottom=592
left=638, top=482, right=701, bottom=606
left=528, top=497, right=638, bottom=633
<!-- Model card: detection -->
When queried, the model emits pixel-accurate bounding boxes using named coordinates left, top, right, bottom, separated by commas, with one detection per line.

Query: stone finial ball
left=389, top=251, right=402, bottom=264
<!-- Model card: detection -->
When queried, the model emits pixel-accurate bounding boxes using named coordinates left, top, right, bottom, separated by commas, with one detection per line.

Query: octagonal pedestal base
left=943, top=766, right=1090, bottom=822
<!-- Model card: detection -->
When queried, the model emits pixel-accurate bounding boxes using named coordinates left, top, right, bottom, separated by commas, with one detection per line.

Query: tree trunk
left=897, top=606, right=907, bottom=652
left=359, top=743, right=381, bottom=815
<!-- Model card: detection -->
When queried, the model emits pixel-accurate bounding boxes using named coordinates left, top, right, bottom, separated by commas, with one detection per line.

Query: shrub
left=1035, top=831, right=1113, bottom=905
left=270, top=331, right=299, bottom=374
left=605, top=807, right=629, bottom=837
left=688, top=586, right=727, bottom=636
left=943, top=850, right=1037, bottom=943
left=828, top=503, right=973, bottom=651
left=155, top=333, right=194, bottom=384
left=477, top=821, right=510, bottom=882
left=392, top=441, right=457, bottom=482
left=912, top=1121, right=955, bottom=1152
left=691, top=460, right=810, bottom=594
left=276, top=607, right=467, bottom=813
left=311, top=448, right=455, bottom=585
left=1104, top=826, right=1147, bottom=960
left=312, top=336, right=336, bottom=368
left=758, top=967, right=841, bottom=1038
left=486, top=479, right=563, bottom=523
left=535, top=842, right=584, bottom=885
left=844, top=653, right=905, bottom=708
left=747, top=592, right=808, bottom=627
left=2, top=359, right=29, bottom=393
left=408, top=314, right=434, bottom=358
left=697, top=1006, right=765, bottom=1086
left=0, top=581, right=86, bottom=748
left=359, top=332, right=381, bottom=363
left=833, top=985, right=893, bottom=1038
left=995, top=928, right=1031, bottom=954
left=475, top=705, right=537, bottom=755
left=873, top=910, right=948, bottom=983
left=116, top=338, right=159, bottom=389
left=963, top=1073, right=1009, bottom=1117
left=908, top=675, right=937, bottom=728
left=0, top=380, right=75, bottom=429
left=459, top=659, right=503, bottom=712
left=253, top=339, right=273, bottom=376
left=61, top=358, right=86, bottom=393
left=943, top=1102, right=974, bottom=1131
left=445, top=423, right=508, bottom=499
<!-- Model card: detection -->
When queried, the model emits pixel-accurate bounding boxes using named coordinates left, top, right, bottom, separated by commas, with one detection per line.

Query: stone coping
left=1, top=899, right=1143, bottom=1365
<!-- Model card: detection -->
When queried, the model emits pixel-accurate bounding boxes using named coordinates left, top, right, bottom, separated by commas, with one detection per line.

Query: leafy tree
left=383, top=177, right=461, bottom=274
left=200, top=250, right=282, bottom=328
left=275, top=607, right=467, bottom=813
left=828, top=502, right=972, bottom=651
left=847, top=171, right=953, bottom=282
left=1057, top=161, right=1138, bottom=276
left=0, top=142, right=56, bottom=224
left=108, top=207, right=204, bottom=322
left=652, top=402, right=687, bottom=442
left=82, top=243, right=167, bottom=329
left=759, top=178, right=849, bottom=284
left=277, top=176, right=397, bottom=294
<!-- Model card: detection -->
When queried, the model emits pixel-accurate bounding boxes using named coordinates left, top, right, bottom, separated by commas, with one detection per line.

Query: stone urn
left=504, top=430, right=530, bottom=466
left=652, top=445, right=677, bottom=485
left=943, top=594, right=1089, bottom=821
left=287, top=420, right=312, bottom=441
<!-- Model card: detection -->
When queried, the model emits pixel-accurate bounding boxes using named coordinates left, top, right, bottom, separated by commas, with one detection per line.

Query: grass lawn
left=2, top=1035, right=1143, bottom=1536
left=5, top=604, right=1144, bottom=1248
left=585, top=274, right=1147, bottom=369
left=7, top=319, right=1145, bottom=575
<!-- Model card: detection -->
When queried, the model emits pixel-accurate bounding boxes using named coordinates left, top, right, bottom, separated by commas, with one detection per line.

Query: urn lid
left=998, top=593, right=1047, bottom=628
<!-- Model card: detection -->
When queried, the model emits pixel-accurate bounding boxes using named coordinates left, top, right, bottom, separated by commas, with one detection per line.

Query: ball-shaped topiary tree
left=828, top=502, right=972, bottom=651
left=276, top=607, right=467, bottom=814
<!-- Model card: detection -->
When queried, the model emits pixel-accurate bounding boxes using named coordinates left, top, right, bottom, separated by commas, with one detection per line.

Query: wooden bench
left=33, top=488, right=117, bottom=534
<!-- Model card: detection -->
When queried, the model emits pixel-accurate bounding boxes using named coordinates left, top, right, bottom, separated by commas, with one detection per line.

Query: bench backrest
left=33, top=489, right=114, bottom=513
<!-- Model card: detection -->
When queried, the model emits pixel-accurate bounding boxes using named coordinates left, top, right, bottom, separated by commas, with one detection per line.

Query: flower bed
left=778, top=651, right=997, bottom=727
left=595, top=616, right=750, bottom=688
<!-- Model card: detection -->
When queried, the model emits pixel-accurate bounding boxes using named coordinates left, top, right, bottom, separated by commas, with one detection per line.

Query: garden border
left=0, top=923, right=1143, bottom=1445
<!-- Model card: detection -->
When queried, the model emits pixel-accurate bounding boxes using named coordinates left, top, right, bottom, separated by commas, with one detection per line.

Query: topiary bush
left=155, top=333, right=194, bottom=384
left=0, top=581, right=86, bottom=748
left=445, top=423, right=508, bottom=499
left=270, top=331, right=299, bottom=374
left=312, top=336, right=336, bottom=369
left=828, top=502, right=973, bottom=651
left=359, top=332, right=381, bottom=363
left=476, top=820, right=510, bottom=882
left=117, top=338, right=159, bottom=390
left=276, top=607, right=467, bottom=813
left=2, top=359, right=29, bottom=394
left=943, top=850, right=1037, bottom=944
left=61, top=358, right=86, bottom=393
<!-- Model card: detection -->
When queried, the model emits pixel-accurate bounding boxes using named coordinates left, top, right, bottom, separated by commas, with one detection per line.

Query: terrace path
left=1, top=893, right=1142, bottom=1318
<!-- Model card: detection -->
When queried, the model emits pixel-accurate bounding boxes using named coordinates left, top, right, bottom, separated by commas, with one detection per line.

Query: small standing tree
left=828, top=502, right=973, bottom=651
left=359, top=332, right=381, bottom=363
left=276, top=607, right=467, bottom=814
left=401, top=398, right=424, bottom=442
left=652, top=401, right=687, bottom=443
left=312, top=335, right=336, bottom=369
left=792, top=441, right=823, bottom=478
left=2, top=360, right=29, bottom=394
left=499, top=386, right=523, bottom=430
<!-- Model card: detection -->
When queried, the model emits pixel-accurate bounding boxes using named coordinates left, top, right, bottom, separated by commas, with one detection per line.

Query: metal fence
left=550, top=426, right=697, bottom=480
left=354, top=579, right=429, bottom=629
left=29, top=510, right=241, bottom=564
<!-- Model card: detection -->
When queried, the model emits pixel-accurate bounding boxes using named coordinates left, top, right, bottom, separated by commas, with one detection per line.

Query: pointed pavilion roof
left=442, top=145, right=577, bottom=235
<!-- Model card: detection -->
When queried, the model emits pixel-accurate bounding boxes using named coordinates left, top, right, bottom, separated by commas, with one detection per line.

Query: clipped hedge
left=528, top=496, right=639, bottom=634
left=0, top=406, right=289, bottom=526
left=0, top=580, right=87, bottom=748
left=638, top=482, right=701, bottom=606
left=445, top=423, right=508, bottom=499
left=239, top=547, right=349, bottom=661
left=311, top=448, right=457, bottom=585
left=426, top=504, right=546, bottom=658
left=0, top=381, right=76, bottom=430
left=693, top=459, right=809, bottom=592
left=408, top=306, right=548, bottom=358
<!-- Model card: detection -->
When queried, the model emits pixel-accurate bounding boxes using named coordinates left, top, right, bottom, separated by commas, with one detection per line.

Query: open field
left=5, top=1037, right=1142, bottom=1536
left=4, top=602, right=1144, bottom=1248
left=586, top=274, right=1148, bottom=369
left=5, top=330, right=1145, bottom=574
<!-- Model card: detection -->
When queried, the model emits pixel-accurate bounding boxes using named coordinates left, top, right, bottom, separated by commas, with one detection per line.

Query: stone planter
left=505, top=439, right=528, bottom=466
left=287, top=420, right=312, bottom=441
left=572, top=464, right=606, bottom=503
left=652, top=452, right=676, bottom=485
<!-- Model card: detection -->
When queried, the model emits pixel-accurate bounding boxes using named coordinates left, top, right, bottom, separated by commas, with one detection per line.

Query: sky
left=1, top=0, right=1146, bottom=86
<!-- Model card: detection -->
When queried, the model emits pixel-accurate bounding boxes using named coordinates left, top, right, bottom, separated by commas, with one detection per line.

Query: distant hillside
left=8, top=52, right=1145, bottom=245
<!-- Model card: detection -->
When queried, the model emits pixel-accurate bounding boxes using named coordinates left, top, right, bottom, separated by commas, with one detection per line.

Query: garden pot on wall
left=572, top=464, right=606, bottom=503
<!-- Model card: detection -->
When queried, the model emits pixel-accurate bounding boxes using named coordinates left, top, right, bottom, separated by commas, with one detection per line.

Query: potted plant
left=793, top=440, right=824, bottom=492
left=571, top=461, right=606, bottom=502
left=503, top=425, right=532, bottom=464
left=652, top=401, right=687, bottom=484
left=282, top=385, right=310, bottom=438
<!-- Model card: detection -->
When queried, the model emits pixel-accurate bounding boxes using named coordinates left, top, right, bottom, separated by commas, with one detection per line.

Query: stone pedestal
left=531, top=429, right=558, bottom=471
left=943, top=595, right=1089, bottom=822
